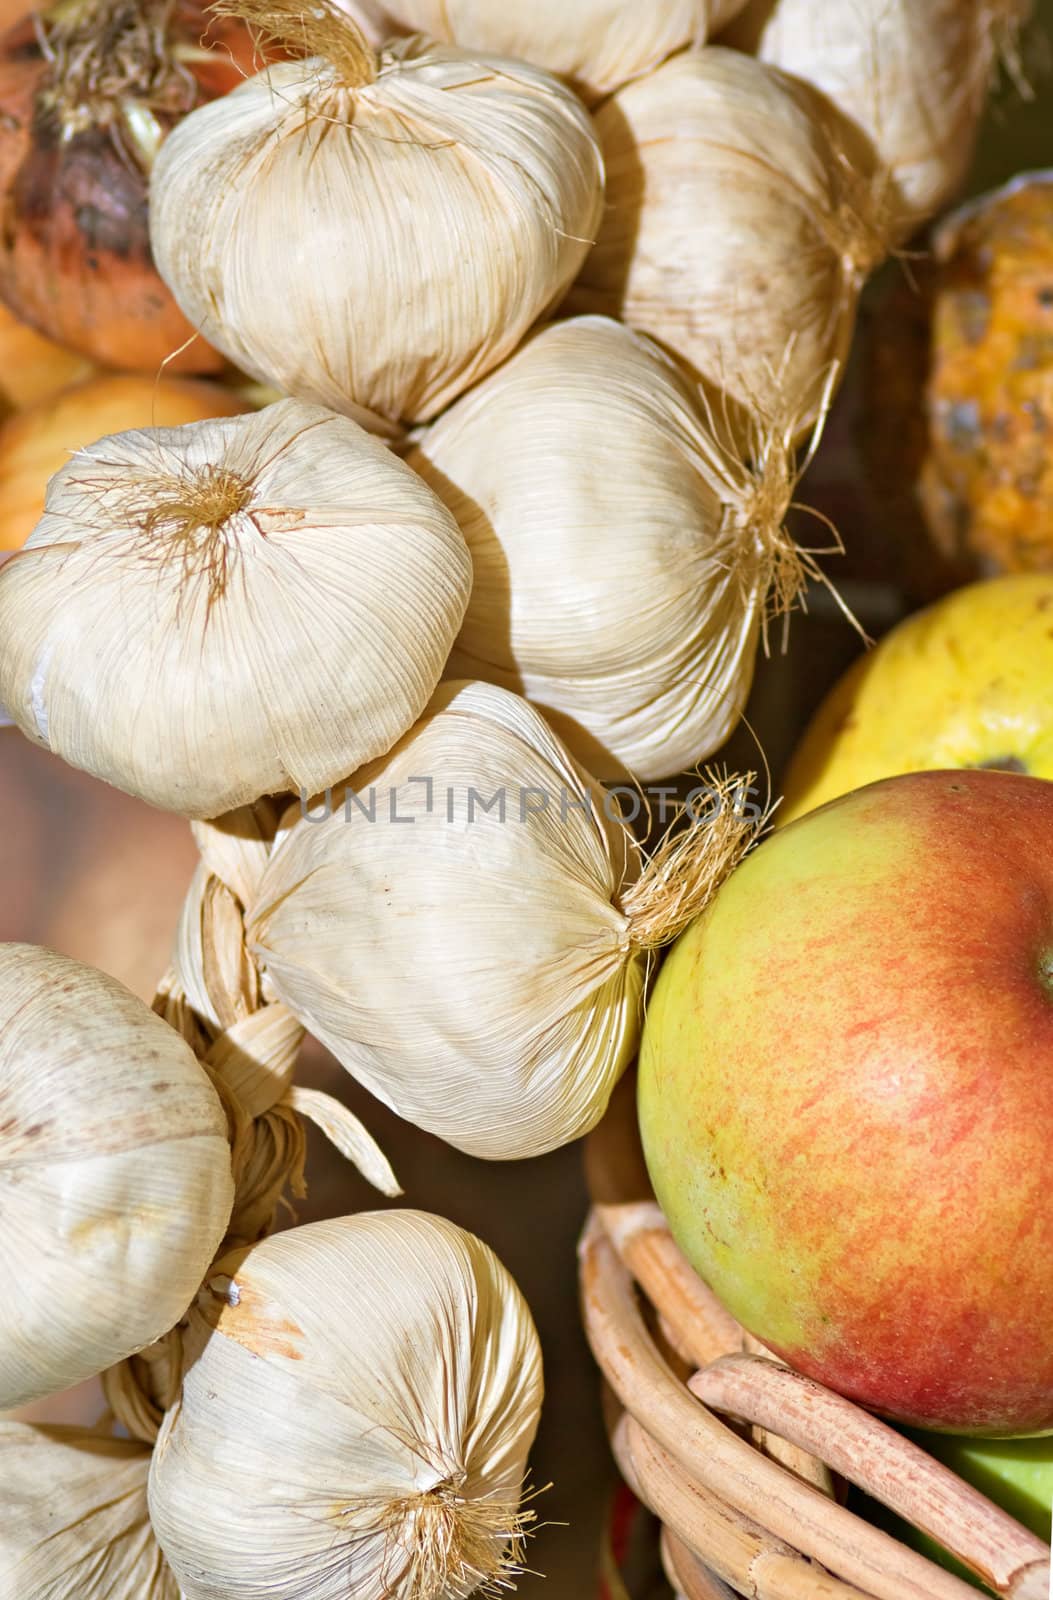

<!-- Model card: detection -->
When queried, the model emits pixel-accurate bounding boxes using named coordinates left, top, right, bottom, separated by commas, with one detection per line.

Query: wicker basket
left=579, top=1075, right=1052, bottom=1600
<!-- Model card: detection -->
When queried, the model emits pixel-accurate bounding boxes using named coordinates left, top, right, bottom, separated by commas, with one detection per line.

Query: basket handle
left=580, top=1214, right=982, bottom=1600
left=597, top=1200, right=743, bottom=1367
left=662, top=1529, right=739, bottom=1600
left=627, top=1422, right=878, bottom=1600
left=599, top=1199, right=835, bottom=1495
left=690, top=1355, right=1050, bottom=1600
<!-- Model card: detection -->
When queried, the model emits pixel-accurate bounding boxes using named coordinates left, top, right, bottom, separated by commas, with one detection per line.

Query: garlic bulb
left=368, top=0, right=754, bottom=101
left=0, top=944, right=233, bottom=1411
left=150, top=5, right=604, bottom=430
left=0, top=1424, right=177, bottom=1599
left=148, top=1211, right=543, bottom=1600
left=567, top=47, right=888, bottom=430
left=727, top=0, right=1028, bottom=240
left=245, top=680, right=759, bottom=1159
left=334, top=0, right=388, bottom=44
left=0, top=399, right=471, bottom=818
left=410, top=315, right=805, bottom=783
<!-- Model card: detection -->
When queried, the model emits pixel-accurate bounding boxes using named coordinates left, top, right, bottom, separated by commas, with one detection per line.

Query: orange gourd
left=0, top=372, right=250, bottom=550
left=0, top=299, right=94, bottom=412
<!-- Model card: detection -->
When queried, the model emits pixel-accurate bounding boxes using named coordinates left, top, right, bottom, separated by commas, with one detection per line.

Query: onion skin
left=0, top=1, right=255, bottom=371
left=0, top=0, right=34, bottom=30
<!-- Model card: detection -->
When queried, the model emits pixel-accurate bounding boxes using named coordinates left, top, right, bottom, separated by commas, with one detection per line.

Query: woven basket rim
left=579, top=1078, right=1051, bottom=1600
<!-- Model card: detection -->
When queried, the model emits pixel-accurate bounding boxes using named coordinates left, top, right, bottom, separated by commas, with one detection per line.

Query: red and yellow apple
left=639, top=768, right=1053, bottom=1434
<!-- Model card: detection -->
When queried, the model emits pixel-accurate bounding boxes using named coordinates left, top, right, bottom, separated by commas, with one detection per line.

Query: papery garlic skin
left=246, top=681, right=644, bottom=1159
left=409, top=316, right=773, bottom=783
left=568, top=47, right=886, bottom=430
left=0, top=399, right=472, bottom=818
left=333, top=0, right=389, bottom=45
left=0, top=945, right=233, bottom=1411
left=0, top=1425, right=178, bottom=1599
left=150, top=40, right=604, bottom=429
left=734, top=0, right=1022, bottom=239
left=368, top=0, right=753, bottom=100
left=148, top=1212, right=543, bottom=1600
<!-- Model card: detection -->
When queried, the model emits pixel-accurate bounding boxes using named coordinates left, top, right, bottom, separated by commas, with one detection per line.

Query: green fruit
left=907, top=1430, right=1053, bottom=1543
left=851, top=1432, right=1053, bottom=1598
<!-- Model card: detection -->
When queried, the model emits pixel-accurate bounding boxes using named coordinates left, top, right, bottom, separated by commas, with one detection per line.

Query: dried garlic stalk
left=149, top=0, right=604, bottom=428
left=104, top=798, right=400, bottom=1444
left=0, top=1424, right=178, bottom=1600
left=246, top=680, right=762, bottom=1159
left=0, top=944, right=233, bottom=1412
left=567, top=46, right=890, bottom=433
left=148, top=1212, right=544, bottom=1600
left=410, top=315, right=823, bottom=784
left=0, top=399, right=471, bottom=818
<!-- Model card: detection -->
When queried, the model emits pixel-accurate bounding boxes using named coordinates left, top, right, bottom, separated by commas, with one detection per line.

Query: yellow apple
left=780, top=576, right=1053, bottom=826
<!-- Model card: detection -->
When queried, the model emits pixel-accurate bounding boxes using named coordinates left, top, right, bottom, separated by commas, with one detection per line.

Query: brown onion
left=0, top=0, right=257, bottom=370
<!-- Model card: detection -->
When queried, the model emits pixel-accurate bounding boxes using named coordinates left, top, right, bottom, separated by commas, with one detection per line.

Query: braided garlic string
left=103, top=798, right=398, bottom=1442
